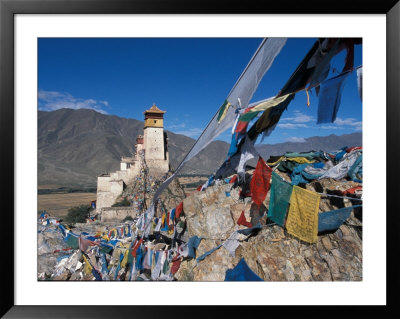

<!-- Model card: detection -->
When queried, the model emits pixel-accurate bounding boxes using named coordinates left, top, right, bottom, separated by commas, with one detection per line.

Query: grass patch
left=122, top=215, right=134, bottom=222
left=112, top=197, right=131, bottom=207
left=64, top=204, right=91, bottom=224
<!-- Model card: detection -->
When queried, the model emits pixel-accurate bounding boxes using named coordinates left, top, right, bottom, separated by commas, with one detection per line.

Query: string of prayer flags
left=136, top=39, right=287, bottom=238
left=175, top=202, right=183, bottom=219
left=317, top=71, right=350, bottom=124
left=224, top=258, right=263, bottom=281
left=187, top=236, right=202, bottom=259
left=307, top=39, right=341, bottom=90
left=237, top=136, right=259, bottom=177
left=169, top=208, right=176, bottom=226
left=217, top=100, right=232, bottom=123
left=268, top=172, right=293, bottom=226
left=92, top=268, right=102, bottom=281
left=151, top=252, right=163, bottom=280
left=238, top=94, right=293, bottom=123
left=131, top=239, right=143, bottom=257
left=357, top=67, right=362, bottom=101
left=285, top=186, right=321, bottom=243
left=78, top=236, right=89, bottom=252
left=121, top=249, right=130, bottom=269
left=237, top=211, right=252, bottom=228
left=278, top=38, right=348, bottom=97
left=246, top=38, right=360, bottom=142
left=237, top=223, right=262, bottom=236
left=161, top=212, right=169, bottom=232
left=251, top=93, right=295, bottom=136
left=154, top=218, right=162, bottom=232
left=170, top=258, right=182, bottom=275
left=135, top=246, right=144, bottom=271
left=229, top=175, right=238, bottom=184
left=250, top=157, right=272, bottom=205
left=196, top=244, right=223, bottom=262
left=222, top=232, right=240, bottom=257
left=318, top=205, right=361, bottom=233
left=82, top=254, right=93, bottom=276
left=64, top=232, right=79, bottom=250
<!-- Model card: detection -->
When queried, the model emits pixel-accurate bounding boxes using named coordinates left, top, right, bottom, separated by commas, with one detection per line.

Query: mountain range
left=255, top=132, right=362, bottom=163
left=38, top=108, right=361, bottom=187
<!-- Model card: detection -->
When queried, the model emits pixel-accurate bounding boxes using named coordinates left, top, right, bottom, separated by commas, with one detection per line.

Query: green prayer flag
left=238, top=110, right=260, bottom=123
left=268, top=172, right=293, bottom=226
left=217, top=100, right=230, bottom=123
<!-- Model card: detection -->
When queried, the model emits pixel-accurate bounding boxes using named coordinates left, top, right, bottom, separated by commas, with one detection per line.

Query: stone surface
left=175, top=178, right=362, bottom=282
left=38, top=161, right=362, bottom=282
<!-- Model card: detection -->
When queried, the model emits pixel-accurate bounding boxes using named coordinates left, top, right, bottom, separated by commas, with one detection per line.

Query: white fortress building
left=96, top=104, right=169, bottom=212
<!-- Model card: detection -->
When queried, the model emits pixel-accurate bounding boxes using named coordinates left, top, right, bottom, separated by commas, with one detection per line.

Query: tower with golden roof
left=143, top=104, right=169, bottom=174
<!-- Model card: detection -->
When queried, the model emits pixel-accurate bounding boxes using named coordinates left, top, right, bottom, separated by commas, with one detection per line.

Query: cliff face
left=175, top=179, right=362, bottom=281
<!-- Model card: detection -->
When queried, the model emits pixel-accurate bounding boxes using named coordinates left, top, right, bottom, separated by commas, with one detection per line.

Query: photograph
left=37, top=37, right=364, bottom=282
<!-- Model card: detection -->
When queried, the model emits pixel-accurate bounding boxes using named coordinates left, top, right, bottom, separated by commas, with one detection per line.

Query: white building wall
left=100, top=207, right=136, bottom=222
left=144, top=127, right=165, bottom=161
left=97, top=176, right=111, bottom=192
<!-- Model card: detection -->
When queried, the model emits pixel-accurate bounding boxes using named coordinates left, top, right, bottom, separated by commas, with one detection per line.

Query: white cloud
left=175, top=127, right=203, bottom=138
left=166, top=123, right=186, bottom=130
left=320, top=125, right=345, bottom=130
left=280, top=110, right=315, bottom=123
left=334, top=117, right=362, bottom=131
left=38, top=90, right=109, bottom=114
left=277, top=123, right=309, bottom=129
left=285, top=136, right=307, bottom=143
left=319, top=117, right=362, bottom=131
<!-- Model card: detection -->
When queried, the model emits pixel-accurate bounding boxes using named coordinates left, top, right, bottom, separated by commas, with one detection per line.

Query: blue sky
left=38, top=38, right=362, bottom=144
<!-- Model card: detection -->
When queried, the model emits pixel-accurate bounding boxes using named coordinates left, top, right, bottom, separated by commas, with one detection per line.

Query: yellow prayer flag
left=217, top=100, right=231, bottom=123
left=267, top=156, right=284, bottom=166
left=120, top=249, right=130, bottom=268
left=250, top=94, right=292, bottom=113
left=286, top=185, right=320, bottom=243
left=82, top=255, right=93, bottom=275
left=286, top=157, right=317, bottom=164
left=267, top=156, right=315, bottom=166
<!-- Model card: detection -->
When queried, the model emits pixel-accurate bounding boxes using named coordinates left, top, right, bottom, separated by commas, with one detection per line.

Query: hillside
left=38, top=109, right=229, bottom=187
left=38, top=108, right=361, bottom=187
left=256, top=132, right=362, bottom=161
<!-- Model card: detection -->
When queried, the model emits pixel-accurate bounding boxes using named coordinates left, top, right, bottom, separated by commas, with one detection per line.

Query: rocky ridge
left=38, top=153, right=362, bottom=282
left=175, top=172, right=362, bottom=281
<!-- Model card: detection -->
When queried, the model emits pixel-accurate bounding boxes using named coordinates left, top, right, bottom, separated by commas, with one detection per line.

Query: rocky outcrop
left=37, top=155, right=362, bottom=282
left=120, top=171, right=186, bottom=216
left=175, top=179, right=362, bottom=281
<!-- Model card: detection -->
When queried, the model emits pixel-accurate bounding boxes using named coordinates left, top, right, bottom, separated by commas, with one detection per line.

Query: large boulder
left=176, top=178, right=362, bottom=282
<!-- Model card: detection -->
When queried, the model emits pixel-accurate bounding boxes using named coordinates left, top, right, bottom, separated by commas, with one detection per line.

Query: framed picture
left=1, top=0, right=398, bottom=317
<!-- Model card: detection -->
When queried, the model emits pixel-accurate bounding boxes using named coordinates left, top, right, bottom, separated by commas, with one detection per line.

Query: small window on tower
left=154, top=120, right=157, bottom=124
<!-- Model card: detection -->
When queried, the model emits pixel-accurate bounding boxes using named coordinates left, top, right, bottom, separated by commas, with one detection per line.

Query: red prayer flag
left=250, top=157, right=272, bottom=205
left=237, top=211, right=252, bottom=228
left=196, top=185, right=202, bottom=191
left=229, top=175, right=238, bottom=184
left=176, top=202, right=184, bottom=219
left=171, top=258, right=182, bottom=275
left=235, top=121, right=249, bottom=135
left=239, top=190, right=252, bottom=198
left=131, top=239, right=143, bottom=257
left=342, top=186, right=362, bottom=195
left=346, top=146, right=362, bottom=153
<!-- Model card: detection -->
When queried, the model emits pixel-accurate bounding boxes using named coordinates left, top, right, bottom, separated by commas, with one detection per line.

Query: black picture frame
left=1, top=0, right=398, bottom=317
